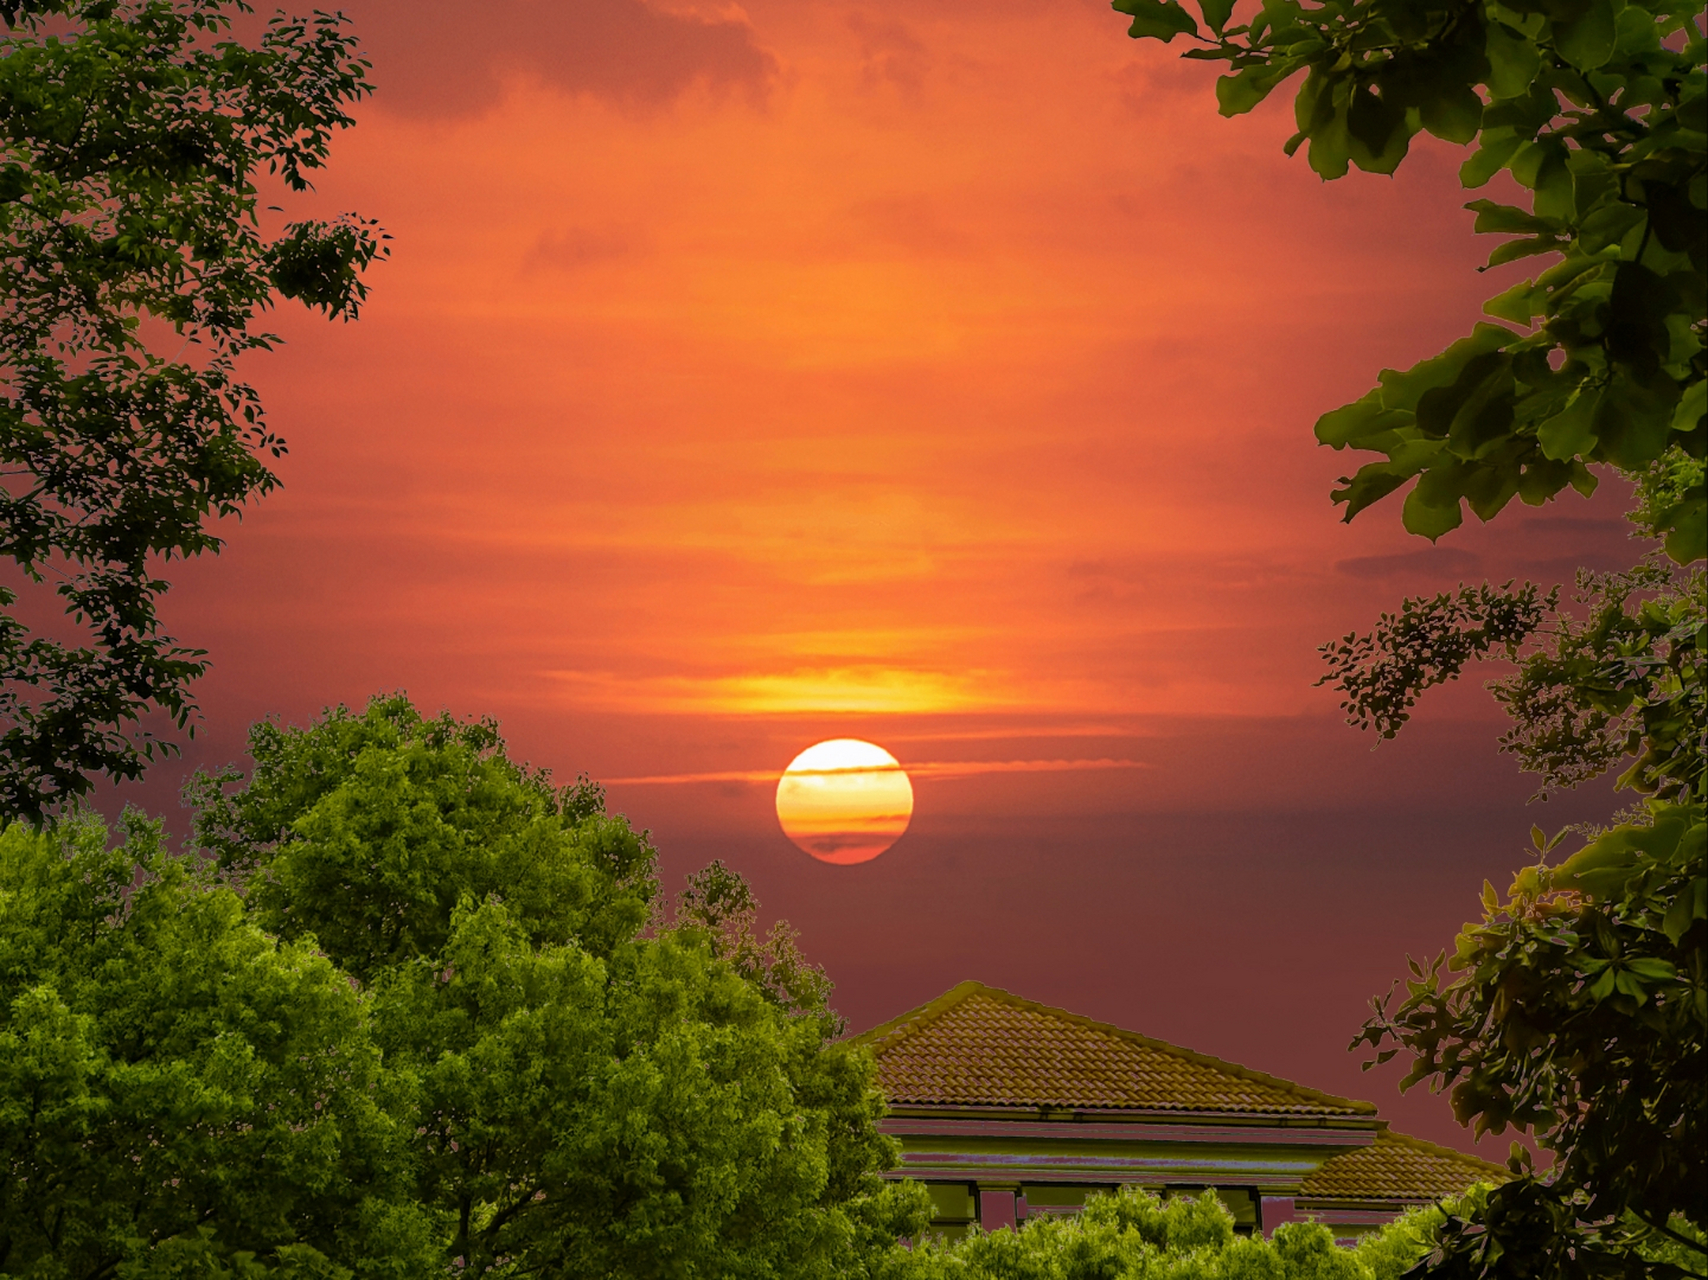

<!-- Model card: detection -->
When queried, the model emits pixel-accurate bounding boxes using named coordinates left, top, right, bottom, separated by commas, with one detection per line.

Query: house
left=853, top=981, right=1504, bottom=1241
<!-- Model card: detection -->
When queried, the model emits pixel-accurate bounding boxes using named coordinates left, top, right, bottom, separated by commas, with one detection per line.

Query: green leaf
left=1199, top=0, right=1236, bottom=35
left=1532, top=148, right=1574, bottom=219
left=1217, top=64, right=1293, bottom=116
left=1485, top=278, right=1541, bottom=324
left=1468, top=199, right=1559, bottom=235
left=1537, top=386, right=1602, bottom=459
left=1625, top=957, right=1677, bottom=982
left=1402, top=482, right=1465, bottom=538
left=1554, top=0, right=1617, bottom=70
left=1419, top=83, right=1484, bottom=144
left=1486, top=235, right=1566, bottom=266
left=1377, top=324, right=1513, bottom=411
left=1115, top=0, right=1200, bottom=42
left=1663, top=495, right=1706, bottom=564
left=1485, top=24, right=1542, bottom=97
left=1347, top=85, right=1412, bottom=173
left=1461, top=128, right=1524, bottom=188
left=1672, top=378, right=1706, bottom=433
left=1306, top=94, right=1354, bottom=179
left=1316, top=394, right=1411, bottom=446
left=1661, top=877, right=1705, bottom=945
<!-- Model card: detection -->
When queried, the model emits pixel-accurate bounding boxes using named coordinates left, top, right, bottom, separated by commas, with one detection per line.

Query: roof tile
left=857, top=982, right=1375, bottom=1116
left=1301, top=1130, right=1507, bottom=1202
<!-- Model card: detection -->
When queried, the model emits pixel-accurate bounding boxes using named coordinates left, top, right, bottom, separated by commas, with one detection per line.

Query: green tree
left=0, top=810, right=437, bottom=1276
left=0, top=0, right=387, bottom=824
left=188, top=694, right=928, bottom=1278
left=1111, top=0, right=1706, bottom=1273
left=875, top=1185, right=1426, bottom=1280
left=1115, top=0, right=1704, bottom=561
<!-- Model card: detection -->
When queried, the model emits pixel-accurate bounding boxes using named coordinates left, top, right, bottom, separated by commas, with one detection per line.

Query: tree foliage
left=174, top=694, right=927, bottom=1278
left=874, top=1186, right=1480, bottom=1280
left=0, top=0, right=387, bottom=824
left=1116, top=0, right=1705, bottom=560
left=1113, top=0, right=1706, bottom=1274
left=1320, top=559, right=1703, bottom=799
left=0, top=811, right=436, bottom=1277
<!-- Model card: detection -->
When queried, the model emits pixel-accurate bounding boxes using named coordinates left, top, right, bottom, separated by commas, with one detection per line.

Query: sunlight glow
left=775, top=739, right=914, bottom=865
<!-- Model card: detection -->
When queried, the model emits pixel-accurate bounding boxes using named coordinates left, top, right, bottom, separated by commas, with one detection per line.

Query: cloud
left=1335, top=548, right=1482, bottom=581
left=523, top=227, right=641, bottom=271
left=604, top=757, right=1151, bottom=786
left=846, top=11, right=931, bottom=93
left=353, top=0, right=777, bottom=119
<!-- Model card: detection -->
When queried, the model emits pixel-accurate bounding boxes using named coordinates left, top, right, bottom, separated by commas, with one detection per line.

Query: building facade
left=854, top=982, right=1504, bottom=1241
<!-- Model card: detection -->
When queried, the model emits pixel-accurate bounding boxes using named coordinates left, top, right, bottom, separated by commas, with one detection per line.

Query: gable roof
left=1300, top=1129, right=1508, bottom=1203
left=854, top=981, right=1377, bottom=1117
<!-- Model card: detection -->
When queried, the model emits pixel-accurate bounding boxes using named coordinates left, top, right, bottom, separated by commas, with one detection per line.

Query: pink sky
left=118, top=0, right=1637, bottom=1154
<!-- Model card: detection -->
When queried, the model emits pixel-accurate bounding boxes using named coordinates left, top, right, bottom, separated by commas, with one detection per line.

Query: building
left=853, top=981, right=1504, bottom=1240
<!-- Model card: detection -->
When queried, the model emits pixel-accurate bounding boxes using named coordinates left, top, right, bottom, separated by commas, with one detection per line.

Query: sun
left=775, top=739, right=914, bottom=865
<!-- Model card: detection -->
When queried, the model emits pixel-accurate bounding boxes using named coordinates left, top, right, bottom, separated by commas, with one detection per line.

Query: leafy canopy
left=875, top=1186, right=1484, bottom=1280
left=1117, top=0, right=1705, bottom=559
left=0, top=0, right=386, bottom=824
left=1112, top=0, right=1706, bottom=1274
left=0, top=811, right=437, bottom=1277
left=177, top=694, right=928, bottom=1279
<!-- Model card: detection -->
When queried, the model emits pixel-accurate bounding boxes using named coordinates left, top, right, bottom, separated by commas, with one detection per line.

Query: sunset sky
left=118, top=0, right=1642, bottom=1154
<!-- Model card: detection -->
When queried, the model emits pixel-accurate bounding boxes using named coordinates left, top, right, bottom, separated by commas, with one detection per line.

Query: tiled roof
left=1301, top=1130, right=1508, bottom=1202
left=854, top=982, right=1376, bottom=1117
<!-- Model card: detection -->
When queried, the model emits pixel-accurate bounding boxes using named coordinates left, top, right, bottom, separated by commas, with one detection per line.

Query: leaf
left=1461, top=128, right=1525, bottom=188
left=1468, top=199, right=1559, bottom=235
left=1537, top=386, right=1602, bottom=460
left=1347, top=84, right=1412, bottom=173
left=1661, top=879, right=1703, bottom=944
left=1403, top=481, right=1465, bottom=539
left=1419, top=83, right=1485, bottom=144
left=1554, top=0, right=1617, bottom=70
left=1217, top=64, right=1292, bottom=116
left=1672, top=378, right=1706, bottom=433
left=1316, top=394, right=1411, bottom=447
left=1377, top=324, right=1513, bottom=412
left=1532, top=148, right=1575, bottom=220
left=1307, top=107, right=1354, bottom=179
left=1115, top=0, right=1201, bottom=42
left=1486, top=235, right=1567, bottom=266
left=1663, top=496, right=1706, bottom=565
left=1485, top=24, right=1542, bottom=98
left=1485, top=278, right=1541, bottom=325
left=1624, top=957, right=1677, bottom=982
left=1199, top=0, right=1236, bottom=35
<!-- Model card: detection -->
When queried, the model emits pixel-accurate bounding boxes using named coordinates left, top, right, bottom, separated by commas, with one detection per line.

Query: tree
left=0, top=810, right=438, bottom=1276
left=1114, top=0, right=1703, bottom=562
left=875, top=1184, right=1467, bottom=1280
left=0, top=0, right=387, bottom=824
left=1111, top=0, right=1706, bottom=1274
left=187, top=694, right=928, bottom=1278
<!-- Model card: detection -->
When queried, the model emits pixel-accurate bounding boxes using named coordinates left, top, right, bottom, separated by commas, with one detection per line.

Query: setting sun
left=775, top=739, right=914, bottom=865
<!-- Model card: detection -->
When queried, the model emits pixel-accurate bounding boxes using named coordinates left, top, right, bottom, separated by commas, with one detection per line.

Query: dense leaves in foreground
left=1115, top=0, right=1705, bottom=559
left=0, top=695, right=927, bottom=1277
left=0, top=0, right=387, bottom=823
left=879, top=1186, right=1495, bottom=1280
left=1112, top=0, right=1706, bottom=1272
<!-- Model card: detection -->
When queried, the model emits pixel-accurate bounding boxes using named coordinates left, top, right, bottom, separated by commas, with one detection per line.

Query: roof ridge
left=849, top=979, right=987, bottom=1055
left=1371, top=1125, right=1510, bottom=1178
left=858, top=981, right=1378, bottom=1117
left=967, top=983, right=1378, bottom=1116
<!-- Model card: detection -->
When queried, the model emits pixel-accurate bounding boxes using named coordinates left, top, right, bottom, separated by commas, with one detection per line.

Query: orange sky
left=126, top=0, right=1640, bottom=1154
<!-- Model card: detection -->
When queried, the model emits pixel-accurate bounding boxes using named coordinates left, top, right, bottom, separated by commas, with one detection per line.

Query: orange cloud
left=604, top=757, right=1149, bottom=786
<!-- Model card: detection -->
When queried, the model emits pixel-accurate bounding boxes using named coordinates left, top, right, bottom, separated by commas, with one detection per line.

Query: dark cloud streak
left=352, top=0, right=776, bottom=118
